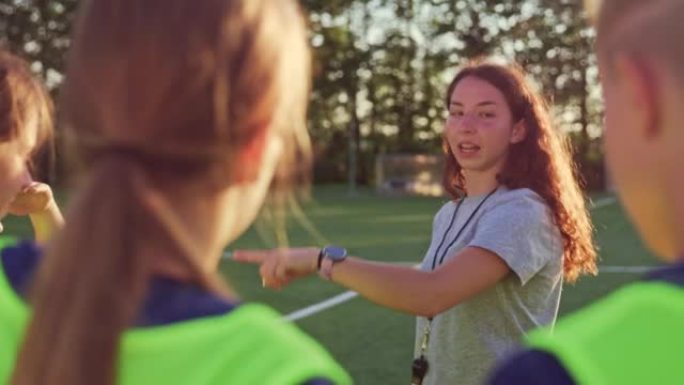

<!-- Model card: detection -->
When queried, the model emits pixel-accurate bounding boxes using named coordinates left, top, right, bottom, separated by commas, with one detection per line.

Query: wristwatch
left=317, top=245, right=347, bottom=280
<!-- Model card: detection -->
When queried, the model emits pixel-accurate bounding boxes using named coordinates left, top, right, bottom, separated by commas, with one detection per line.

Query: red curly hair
left=442, top=61, right=597, bottom=283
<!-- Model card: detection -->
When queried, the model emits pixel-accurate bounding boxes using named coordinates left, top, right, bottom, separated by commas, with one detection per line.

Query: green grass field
left=2, top=185, right=658, bottom=384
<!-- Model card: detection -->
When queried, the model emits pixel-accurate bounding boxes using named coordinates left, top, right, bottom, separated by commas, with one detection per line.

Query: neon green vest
left=0, top=235, right=17, bottom=252
left=0, top=257, right=352, bottom=385
left=526, top=281, right=684, bottom=385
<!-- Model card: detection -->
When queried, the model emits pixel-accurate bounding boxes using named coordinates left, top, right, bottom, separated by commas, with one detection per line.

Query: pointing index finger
left=232, top=249, right=270, bottom=264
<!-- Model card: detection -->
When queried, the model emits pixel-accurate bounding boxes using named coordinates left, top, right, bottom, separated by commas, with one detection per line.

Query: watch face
left=324, top=246, right=347, bottom=261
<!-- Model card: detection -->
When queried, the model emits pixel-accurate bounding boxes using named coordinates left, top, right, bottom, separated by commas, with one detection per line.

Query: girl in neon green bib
left=4, top=1, right=350, bottom=385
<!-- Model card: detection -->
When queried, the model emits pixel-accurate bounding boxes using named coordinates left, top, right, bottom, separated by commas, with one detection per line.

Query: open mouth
left=457, top=143, right=481, bottom=154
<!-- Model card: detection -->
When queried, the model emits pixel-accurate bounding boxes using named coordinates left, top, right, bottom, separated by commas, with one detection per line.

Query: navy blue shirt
left=488, top=263, right=684, bottom=385
left=1, top=241, right=333, bottom=385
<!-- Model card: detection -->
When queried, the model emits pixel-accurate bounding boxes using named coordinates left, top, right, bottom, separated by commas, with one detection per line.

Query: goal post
left=375, top=153, right=444, bottom=197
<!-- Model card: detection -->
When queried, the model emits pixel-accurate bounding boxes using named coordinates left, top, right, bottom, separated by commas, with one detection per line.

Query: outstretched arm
left=234, top=246, right=510, bottom=317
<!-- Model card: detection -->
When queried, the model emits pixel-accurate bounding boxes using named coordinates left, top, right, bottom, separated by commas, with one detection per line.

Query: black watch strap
left=317, top=248, right=324, bottom=270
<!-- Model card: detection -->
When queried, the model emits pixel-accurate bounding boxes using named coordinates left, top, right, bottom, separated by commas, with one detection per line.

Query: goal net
left=375, top=154, right=444, bottom=197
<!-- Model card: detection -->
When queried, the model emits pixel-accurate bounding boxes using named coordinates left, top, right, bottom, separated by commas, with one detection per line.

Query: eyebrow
left=450, top=101, right=498, bottom=108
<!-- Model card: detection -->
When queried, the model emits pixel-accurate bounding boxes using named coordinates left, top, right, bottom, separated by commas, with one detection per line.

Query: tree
left=0, top=0, right=78, bottom=88
left=1, top=0, right=605, bottom=189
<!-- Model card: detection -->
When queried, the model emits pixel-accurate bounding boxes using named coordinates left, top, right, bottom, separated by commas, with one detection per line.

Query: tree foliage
left=0, top=0, right=604, bottom=189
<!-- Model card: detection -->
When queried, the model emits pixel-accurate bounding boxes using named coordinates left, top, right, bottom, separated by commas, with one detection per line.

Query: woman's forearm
left=328, top=247, right=510, bottom=318
left=329, top=257, right=442, bottom=317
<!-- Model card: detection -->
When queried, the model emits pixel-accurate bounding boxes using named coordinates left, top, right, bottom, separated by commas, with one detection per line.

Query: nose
left=457, top=113, right=477, bottom=134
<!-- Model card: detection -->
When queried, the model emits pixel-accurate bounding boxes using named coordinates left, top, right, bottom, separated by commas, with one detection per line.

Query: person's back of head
left=62, top=0, right=311, bottom=187
left=486, top=4, right=684, bottom=384
left=10, top=1, right=311, bottom=384
left=589, top=0, right=684, bottom=259
left=0, top=50, right=53, bottom=171
left=0, top=51, right=53, bottom=146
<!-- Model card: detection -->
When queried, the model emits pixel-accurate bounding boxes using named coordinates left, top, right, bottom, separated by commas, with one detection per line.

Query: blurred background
left=1, top=0, right=605, bottom=193
left=3, top=2, right=645, bottom=384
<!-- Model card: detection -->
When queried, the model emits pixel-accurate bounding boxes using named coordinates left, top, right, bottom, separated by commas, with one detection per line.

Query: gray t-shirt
left=414, top=186, right=563, bottom=385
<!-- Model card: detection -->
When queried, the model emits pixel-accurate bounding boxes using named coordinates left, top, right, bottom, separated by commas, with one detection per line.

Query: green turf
left=1, top=185, right=660, bottom=384
left=226, top=186, right=660, bottom=384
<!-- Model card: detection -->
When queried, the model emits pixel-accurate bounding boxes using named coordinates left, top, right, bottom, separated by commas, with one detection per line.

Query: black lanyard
left=413, top=187, right=498, bottom=383
left=430, top=187, right=498, bottom=270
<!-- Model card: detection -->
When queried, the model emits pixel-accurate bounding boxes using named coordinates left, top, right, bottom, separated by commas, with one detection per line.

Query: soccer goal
left=375, top=153, right=444, bottom=197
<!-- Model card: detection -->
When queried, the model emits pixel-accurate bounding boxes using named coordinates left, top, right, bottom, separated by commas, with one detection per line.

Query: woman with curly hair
left=236, top=61, right=597, bottom=385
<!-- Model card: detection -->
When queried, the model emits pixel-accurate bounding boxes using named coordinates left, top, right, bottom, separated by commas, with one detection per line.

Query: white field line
left=590, top=196, right=617, bottom=209
left=599, top=265, right=656, bottom=273
left=231, top=194, right=654, bottom=322
left=284, top=291, right=359, bottom=322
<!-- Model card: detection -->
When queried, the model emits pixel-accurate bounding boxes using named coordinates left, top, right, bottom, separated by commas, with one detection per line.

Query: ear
left=510, top=120, right=527, bottom=144
left=232, top=124, right=270, bottom=184
left=613, top=54, right=661, bottom=139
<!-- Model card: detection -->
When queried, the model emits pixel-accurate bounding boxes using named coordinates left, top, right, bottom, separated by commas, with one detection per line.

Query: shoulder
left=1, top=240, right=42, bottom=297
left=522, top=282, right=682, bottom=385
left=222, top=304, right=352, bottom=383
left=235, top=304, right=330, bottom=351
left=123, top=303, right=352, bottom=385
left=531, top=281, right=684, bottom=344
left=432, top=199, right=457, bottom=225
left=479, top=188, right=553, bottom=228
left=488, top=188, right=549, bottom=214
left=488, top=348, right=576, bottom=385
